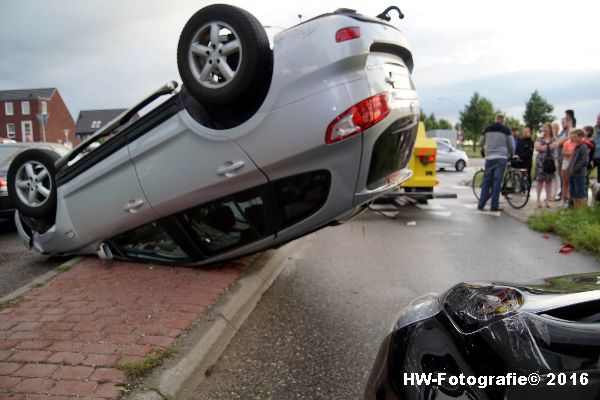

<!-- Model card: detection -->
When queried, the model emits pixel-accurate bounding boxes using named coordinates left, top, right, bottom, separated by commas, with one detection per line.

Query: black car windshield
left=0, top=147, right=21, bottom=164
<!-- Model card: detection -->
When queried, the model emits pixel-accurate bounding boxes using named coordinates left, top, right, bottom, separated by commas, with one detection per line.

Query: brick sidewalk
left=0, top=255, right=257, bottom=399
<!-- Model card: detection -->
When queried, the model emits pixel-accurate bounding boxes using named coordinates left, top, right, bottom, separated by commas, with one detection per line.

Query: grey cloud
left=419, top=69, right=600, bottom=125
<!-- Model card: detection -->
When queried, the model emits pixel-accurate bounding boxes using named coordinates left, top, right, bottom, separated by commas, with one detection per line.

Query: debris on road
left=558, top=244, right=576, bottom=254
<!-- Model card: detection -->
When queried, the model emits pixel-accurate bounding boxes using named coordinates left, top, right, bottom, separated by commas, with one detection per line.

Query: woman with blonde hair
left=552, top=122, right=560, bottom=138
left=534, top=123, right=559, bottom=207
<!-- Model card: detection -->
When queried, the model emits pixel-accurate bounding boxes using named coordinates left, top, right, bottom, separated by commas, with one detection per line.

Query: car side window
left=180, top=186, right=272, bottom=256
left=437, top=142, right=450, bottom=152
left=272, top=171, right=331, bottom=230
left=108, top=221, right=191, bottom=264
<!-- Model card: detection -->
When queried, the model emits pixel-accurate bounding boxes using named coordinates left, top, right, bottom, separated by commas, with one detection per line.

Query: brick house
left=0, top=88, right=77, bottom=145
left=75, top=108, right=126, bottom=142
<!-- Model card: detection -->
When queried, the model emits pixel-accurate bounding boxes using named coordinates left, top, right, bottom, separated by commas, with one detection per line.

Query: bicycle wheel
left=504, top=173, right=530, bottom=209
left=472, top=169, right=485, bottom=200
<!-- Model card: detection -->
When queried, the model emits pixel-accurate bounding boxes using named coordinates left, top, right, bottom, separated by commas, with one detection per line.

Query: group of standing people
left=477, top=110, right=600, bottom=211
left=532, top=111, right=600, bottom=208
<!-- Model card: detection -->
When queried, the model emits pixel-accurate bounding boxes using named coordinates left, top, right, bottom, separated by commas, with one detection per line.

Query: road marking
left=476, top=210, right=501, bottom=217
left=429, top=211, right=452, bottom=218
left=416, top=203, right=446, bottom=211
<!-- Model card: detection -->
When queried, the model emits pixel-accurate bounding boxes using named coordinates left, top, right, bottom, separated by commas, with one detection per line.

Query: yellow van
left=400, top=122, right=437, bottom=201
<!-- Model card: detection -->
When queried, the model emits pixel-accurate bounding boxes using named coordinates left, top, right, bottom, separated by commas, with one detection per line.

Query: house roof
left=0, top=88, right=55, bottom=101
left=75, top=109, right=126, bottom=135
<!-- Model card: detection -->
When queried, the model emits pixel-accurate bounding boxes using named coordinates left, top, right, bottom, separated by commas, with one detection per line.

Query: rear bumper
left=401, top=173, right=436, bottom=188
left=354, top=113, right=419, bottom=204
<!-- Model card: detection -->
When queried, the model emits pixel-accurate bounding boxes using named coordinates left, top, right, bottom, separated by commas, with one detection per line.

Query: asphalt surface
left=189, top=159, right=600, bottom=400
left=0, top=218, right=65, bottom=298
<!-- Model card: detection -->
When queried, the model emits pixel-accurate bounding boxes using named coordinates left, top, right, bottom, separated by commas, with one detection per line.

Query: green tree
left=437, top=118, right=453, bottom=129
left=424, top=112, right=438, bottom=131
left=504, top=116, right=522, bottom=134
left=523, top=90, right=554, bottom=131
left=459, top=92, right=495, bottom=151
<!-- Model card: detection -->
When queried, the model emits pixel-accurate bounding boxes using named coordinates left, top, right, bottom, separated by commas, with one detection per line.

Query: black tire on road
left=7, top=149, right=60, bottom=220
left=177, top=4, right=273, bottom=105
left=455, top=160, right=466, bottom=172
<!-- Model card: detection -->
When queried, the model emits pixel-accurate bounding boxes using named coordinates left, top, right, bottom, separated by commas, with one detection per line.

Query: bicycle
left=471, top=160, right=531, bottom=209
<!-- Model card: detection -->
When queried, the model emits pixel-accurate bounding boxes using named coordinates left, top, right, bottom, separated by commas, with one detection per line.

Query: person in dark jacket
left=568, top=128, right=589, bottom=208
left=516, top=127, right=534, bottom=182
left=583, top=126, right=596, bottom=171
left=566, top=109, right=577, bottom=128
left=511, top=127, right=521, bottom=157
left=478, top=114, right=514, bottom=211
left=592, top=113, right=600, bottom=178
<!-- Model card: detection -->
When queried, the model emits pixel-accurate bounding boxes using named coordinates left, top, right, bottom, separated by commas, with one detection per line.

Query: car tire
left=7, top=149, right=59, bottom=220
left=455, top=160, right=466, bottom=172
left=177, top=4, right=273, bottom=106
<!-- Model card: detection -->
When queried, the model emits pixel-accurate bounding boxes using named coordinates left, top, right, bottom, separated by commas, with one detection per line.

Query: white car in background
left=435, top=139, right=468, bottom=171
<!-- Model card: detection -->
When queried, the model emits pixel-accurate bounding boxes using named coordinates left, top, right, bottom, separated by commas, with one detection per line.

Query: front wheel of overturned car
left=7, top=149, right=60, bottom=220
left=177, top=4, right=273, bottom=106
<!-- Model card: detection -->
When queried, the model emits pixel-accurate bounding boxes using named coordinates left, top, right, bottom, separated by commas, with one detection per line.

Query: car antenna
left=376, top=6, right=404, bottom=21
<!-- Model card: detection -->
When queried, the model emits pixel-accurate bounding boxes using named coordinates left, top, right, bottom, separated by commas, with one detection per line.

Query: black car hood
left=442, top=273, right=600, bottom=334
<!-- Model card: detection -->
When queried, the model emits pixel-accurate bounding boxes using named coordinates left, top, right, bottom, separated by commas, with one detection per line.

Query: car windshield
left=0, top=147, right=21, bottom=163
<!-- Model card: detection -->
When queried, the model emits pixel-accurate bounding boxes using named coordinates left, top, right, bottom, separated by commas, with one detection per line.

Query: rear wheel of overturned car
left=177, top=4, right=273, bottom=106
left=7, top=149, right=60, bottom=220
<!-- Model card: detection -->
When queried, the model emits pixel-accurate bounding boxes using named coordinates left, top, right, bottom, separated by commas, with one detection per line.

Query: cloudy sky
left=1, top=0, right=599, bottom=127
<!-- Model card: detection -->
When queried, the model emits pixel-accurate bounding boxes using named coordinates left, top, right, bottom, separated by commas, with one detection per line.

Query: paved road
left=0, top=218, right=65, bottom=297
left=188, top=161, right=600, bottom=400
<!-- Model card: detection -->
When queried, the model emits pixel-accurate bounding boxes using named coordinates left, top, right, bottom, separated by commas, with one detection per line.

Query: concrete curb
left=128, top=241, right=303, bottom=400
left=0, top=256, right=83, bottom=304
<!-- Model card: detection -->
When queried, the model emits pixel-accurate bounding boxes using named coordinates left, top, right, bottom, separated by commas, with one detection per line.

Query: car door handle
left=124, top=199, right=144, bottom=213
left=217, top=160, right=245, bottom=177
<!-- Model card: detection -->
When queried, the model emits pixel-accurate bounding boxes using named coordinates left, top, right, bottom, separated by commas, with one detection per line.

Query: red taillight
left=336, top=27, right=361, bottom=42
left=326, top=93, right=391, bottom=144
left=0, top=177, right=6, bottom=191
left=419, top=155, right=435, bottom=165
left=416, top=148, right=437, bottom=165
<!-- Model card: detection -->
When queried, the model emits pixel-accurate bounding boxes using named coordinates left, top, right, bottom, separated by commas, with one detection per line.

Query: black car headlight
left=442, top=283, right=525, bottom=333
left=391, top=293, right=441, bottom=332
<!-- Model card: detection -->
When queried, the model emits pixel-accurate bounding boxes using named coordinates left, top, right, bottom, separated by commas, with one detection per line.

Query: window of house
left=91, top=120, right=102, bottom=129
left=22, top=121, right=33, bottom=141
left=5, top=102, right=13, bottom=116
left=41, top=101, right=48, bottom=115
left=6, top=124, right=15, bottom=139
left=21, top=101, right=30, bottom=115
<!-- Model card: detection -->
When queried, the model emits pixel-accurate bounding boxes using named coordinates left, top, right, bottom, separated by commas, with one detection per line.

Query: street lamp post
left=36, top=97, right=48, bottom=142
left=436, top=96, right=460, bottom=127
left=437, top=96, right=462, bottom=147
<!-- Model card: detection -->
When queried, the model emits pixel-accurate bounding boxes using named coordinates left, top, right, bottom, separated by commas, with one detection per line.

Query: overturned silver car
left=9, top=5, right=419, bottom=265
